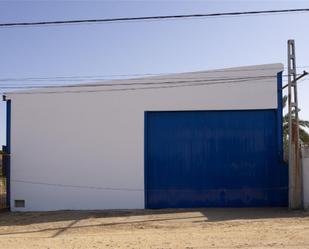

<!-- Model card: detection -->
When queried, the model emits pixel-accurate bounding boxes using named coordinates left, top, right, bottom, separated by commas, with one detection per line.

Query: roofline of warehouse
left=2, top=63, right=284, bottom=96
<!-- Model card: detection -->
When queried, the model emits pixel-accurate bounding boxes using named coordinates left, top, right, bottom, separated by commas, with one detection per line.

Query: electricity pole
left=287, top=39, right=302, bottom=209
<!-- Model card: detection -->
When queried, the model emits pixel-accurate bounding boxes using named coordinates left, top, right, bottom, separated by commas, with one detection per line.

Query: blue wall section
left=145, top=110, right=288, bottom=208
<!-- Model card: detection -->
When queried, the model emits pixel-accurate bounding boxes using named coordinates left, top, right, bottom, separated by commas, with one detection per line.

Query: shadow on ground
left=0, top=208, right=308, bottom=238
left=0, top=208, right=307, bottom=227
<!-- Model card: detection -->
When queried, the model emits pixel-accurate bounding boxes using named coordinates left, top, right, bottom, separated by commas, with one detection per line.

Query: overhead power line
left=0, top=66, right=308, bottom=84
left=0, top=73, right=302, bottom=89
left=0, top=75, right=276, bottom=89
left=12, top=179, right=288, bottom=192
left=0, top=8, right=309, bottom=28
left=0, top=74, right=281, bottom=86
left=3, top=76, right=276, bottom=95
left=3, top=74, right=308, bottom=95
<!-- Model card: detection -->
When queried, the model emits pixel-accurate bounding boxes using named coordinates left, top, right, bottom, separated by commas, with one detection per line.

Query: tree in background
left=283, top=95, right=309, bottom=157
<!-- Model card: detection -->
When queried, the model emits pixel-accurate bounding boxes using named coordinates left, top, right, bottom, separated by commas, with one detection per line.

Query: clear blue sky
left=1, top=0, right=309, bottom=146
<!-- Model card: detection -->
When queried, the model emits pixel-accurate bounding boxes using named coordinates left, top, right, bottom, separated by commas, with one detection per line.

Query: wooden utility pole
left=287, top=39, right=302, bottom=209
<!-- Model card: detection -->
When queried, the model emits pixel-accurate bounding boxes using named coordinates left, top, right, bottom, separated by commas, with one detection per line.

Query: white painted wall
left=6, top=63, right=283, bottom=211
left=302, top=147, right=309, bottom=210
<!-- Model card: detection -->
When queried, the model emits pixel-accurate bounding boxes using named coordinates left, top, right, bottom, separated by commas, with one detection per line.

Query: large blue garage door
left=145, top=110, right=288, bottom=208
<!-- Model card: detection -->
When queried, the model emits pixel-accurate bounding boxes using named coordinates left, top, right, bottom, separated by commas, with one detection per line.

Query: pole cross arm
left=283, top=70, right=309, bottom=89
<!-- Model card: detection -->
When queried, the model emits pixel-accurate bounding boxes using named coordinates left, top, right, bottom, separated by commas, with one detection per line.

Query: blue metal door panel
left=145, top=110, right=288, bottom=208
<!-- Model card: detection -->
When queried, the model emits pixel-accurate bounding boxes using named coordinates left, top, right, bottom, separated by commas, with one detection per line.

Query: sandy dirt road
left=0, top=208, right=308, bottom=249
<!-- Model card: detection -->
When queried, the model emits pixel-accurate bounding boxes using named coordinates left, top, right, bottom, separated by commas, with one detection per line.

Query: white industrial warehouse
left=2, top=63, right=288, bottom=211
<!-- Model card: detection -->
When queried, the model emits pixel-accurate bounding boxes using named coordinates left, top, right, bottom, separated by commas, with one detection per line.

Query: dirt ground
left=0, top=208, right=308, bottom=249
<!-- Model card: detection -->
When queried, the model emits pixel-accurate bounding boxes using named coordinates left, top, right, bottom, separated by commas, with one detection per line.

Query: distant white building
left=3, top=63, right=288, bottom=211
